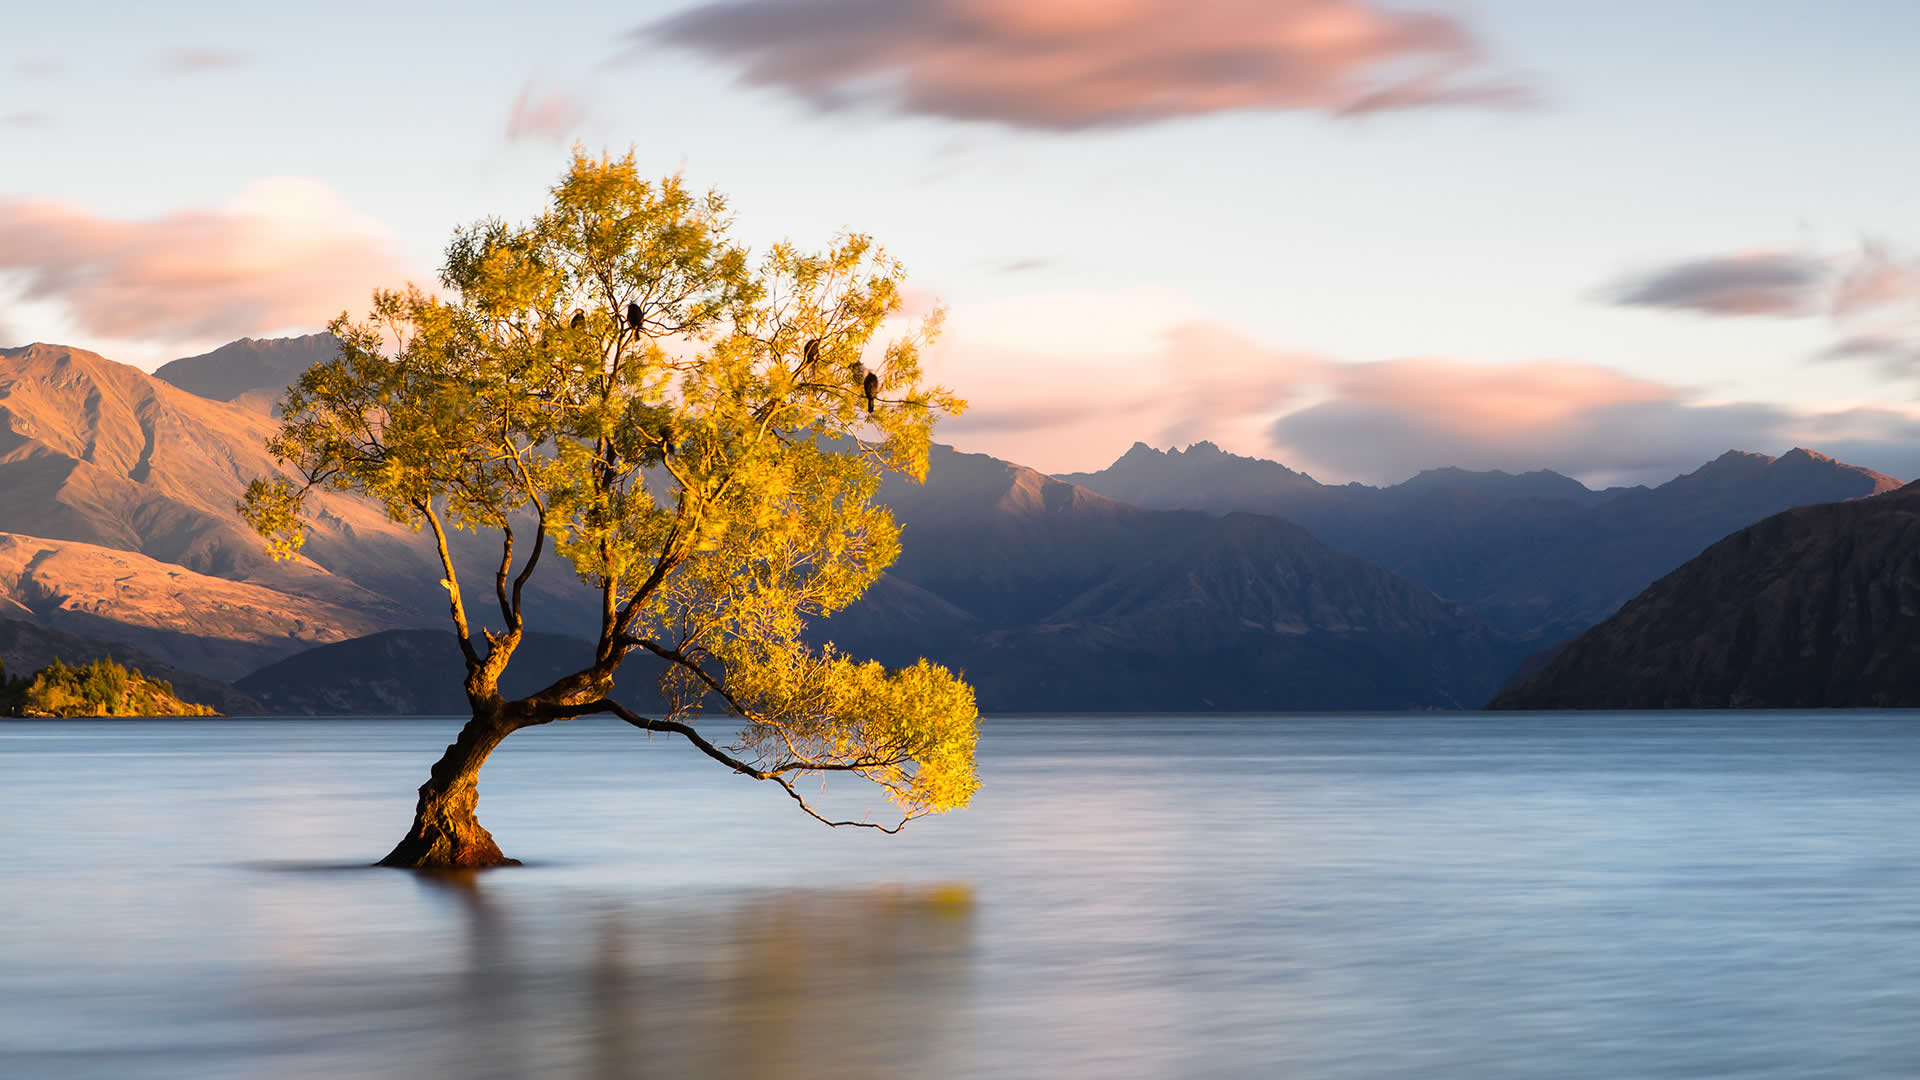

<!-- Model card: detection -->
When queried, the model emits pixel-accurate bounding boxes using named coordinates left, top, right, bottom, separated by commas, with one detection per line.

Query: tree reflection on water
left=396, top=874, right=977, bottom=1080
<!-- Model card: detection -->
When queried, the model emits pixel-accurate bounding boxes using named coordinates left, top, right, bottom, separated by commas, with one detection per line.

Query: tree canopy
left=243, top=151, right=977, bottom=841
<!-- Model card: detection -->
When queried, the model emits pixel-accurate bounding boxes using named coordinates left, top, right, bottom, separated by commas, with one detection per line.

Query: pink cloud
left=934, top=318, right=1320, bottom=469
left=929, top=296, right=1920, bottom=485
left=1831, top=243, right=1920, bottom=318
left=1325, top=357, right=1670, bottom=430
left=0, top=181, right=416, bottom=343
left=1268, top=356, right=1855, bottom=485
left=647, top=0, right=1530, bottom=131
left=506, top=84, right=588, bottom=143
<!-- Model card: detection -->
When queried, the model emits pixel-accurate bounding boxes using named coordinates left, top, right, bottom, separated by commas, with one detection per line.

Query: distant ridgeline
left=1, top=657, right=219, bottom=718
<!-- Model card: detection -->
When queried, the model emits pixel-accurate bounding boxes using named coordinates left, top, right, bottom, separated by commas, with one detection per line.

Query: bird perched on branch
left=863, top=370, right=879, bottom=414
left=803, top=338, right=821, bottom=369
left=570, top=309, right=586, bottom=331
left=626, top=302, right=644, bottom=331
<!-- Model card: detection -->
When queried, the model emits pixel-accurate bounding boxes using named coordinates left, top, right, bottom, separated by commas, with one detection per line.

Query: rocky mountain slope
left=0, top=342, right=610, bottom=677
left=0, top=343, right=432, bottom=606
left=1490, top=483, right=1920, bottom=708
left=1065, top=441, right=1900, bottom=643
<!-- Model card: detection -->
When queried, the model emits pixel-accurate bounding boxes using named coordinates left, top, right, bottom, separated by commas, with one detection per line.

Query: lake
left=3, top=713, right=1919, bottom=1078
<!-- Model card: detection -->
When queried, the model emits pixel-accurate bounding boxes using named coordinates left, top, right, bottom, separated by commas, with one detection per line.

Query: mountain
left=0, top=342, right=610, bottom=677
left=0, top=337, right=1536, bottom=710
left=153, top=333, right=339, bottom=413
left=815, top=444, right=1524, bottom=710
left=0, top=343, right=427, bottom=604
left=1059, top=440, right=1326, bottom=512
left=0, top=617, right=262, bottom=714
left=1490, top=482, right=1920, bottom=708
left=1064, top=442, right=1900, bottom=643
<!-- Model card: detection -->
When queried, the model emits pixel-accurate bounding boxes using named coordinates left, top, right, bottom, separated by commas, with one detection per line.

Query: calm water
left=3, top=713, right=1919, bottom=1079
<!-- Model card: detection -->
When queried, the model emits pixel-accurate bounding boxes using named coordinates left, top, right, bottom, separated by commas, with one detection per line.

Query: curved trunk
left=379, top=711, right=521, bottom=869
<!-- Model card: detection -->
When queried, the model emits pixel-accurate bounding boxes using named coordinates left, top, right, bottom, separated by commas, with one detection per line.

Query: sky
left=3, top=0, right=1919, bottom=486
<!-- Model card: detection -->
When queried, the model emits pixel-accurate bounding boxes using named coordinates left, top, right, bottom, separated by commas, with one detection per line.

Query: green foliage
left=242, top=150, right=978, bottom=824
left=2, top=657, right=215, bottom=718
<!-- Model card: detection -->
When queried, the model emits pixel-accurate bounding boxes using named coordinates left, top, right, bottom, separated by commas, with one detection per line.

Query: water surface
left=3, top=713, right=1918, bottom=1078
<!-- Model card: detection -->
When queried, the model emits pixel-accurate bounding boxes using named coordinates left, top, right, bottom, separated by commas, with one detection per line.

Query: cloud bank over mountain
left=934, top=309, right=1920, bottom=486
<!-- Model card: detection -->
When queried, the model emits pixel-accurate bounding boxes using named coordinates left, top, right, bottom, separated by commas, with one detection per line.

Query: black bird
left=570, top=309, right=586, bottom=331
left=863, top=370, right=879, bottom=414
left=626, top=302, right=644, bottom=331
left=803, top=338, right=821, bottom=369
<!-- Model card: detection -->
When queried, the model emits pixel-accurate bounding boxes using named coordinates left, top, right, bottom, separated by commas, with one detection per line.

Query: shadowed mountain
left=243, top=443, right=1519, bottom=712
left=1490, top=482, right=1920, bottom=709
left=1064, top=441, right=1900, bottom=643
left=237, top=629, right=669, bottom=715
left=153, top=333, right=339, bottom=413
left=816, top=444, right=1525, bottom=710
left=0, top=617, right=262, bottom=714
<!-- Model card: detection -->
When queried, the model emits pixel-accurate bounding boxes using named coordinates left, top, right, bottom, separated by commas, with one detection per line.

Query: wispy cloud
left=1608, top=243, right=1920, bottom=384
left=1831, top=243, right=1920, bottom=318
left=643, top=0, right=1531, bottom=131
left=2, top=111, right=51, bottom=128
left=153, top=48, right=249, bottom=75
left=0, top=180, right=415, bottom=343
left=1814, top=332, right=1920, bottom=382
left=506, top=84, right=589, bottom=143
left=1613, top=253, right=1825, bottom=317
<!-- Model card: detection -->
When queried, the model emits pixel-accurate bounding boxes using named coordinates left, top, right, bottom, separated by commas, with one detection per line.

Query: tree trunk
left=378, top=711, right=521, bottom=869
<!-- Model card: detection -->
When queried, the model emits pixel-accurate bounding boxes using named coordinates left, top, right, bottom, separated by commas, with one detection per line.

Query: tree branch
left=593, top=699, right=905, bottom=832
left=493, top=524, right=516, bottom=629
left=418, top=500, right=480, bottom=670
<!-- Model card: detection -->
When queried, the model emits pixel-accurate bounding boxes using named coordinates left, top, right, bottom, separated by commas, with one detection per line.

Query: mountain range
left=0, top=334, right=1904, bottom=712
left=1064, top=441, right=1899, bottom=643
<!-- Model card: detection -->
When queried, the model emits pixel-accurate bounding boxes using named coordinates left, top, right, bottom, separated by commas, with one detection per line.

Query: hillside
left=1064, top=441, right=1901, bottom=642
left=0, top=531, right=391, bottom=679
left=3, top=656, right=219, bottom=718
left=1490, top=483, right=1920, bottom=708
left=0, top=617, right=262, bottom=714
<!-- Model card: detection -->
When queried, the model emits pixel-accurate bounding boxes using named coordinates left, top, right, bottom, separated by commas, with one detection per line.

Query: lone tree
left=242, top=152, right=978, bottom=869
